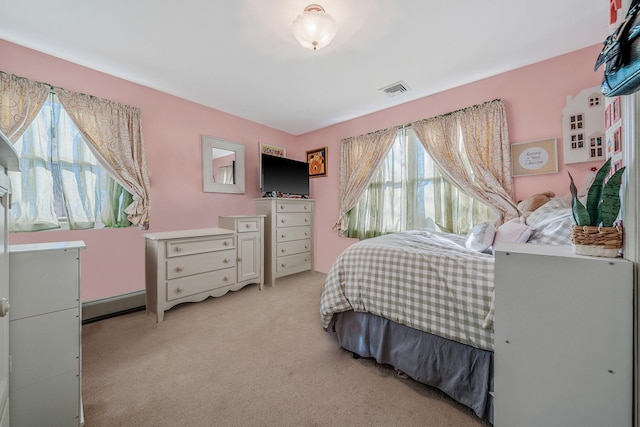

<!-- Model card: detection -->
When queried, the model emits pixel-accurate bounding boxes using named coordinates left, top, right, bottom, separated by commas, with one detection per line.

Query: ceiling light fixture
left=292, top=4, right=337, bottom=51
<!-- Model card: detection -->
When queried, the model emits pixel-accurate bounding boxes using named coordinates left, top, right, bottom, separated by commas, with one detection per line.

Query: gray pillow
left=465, top=222, right=496, bottom=253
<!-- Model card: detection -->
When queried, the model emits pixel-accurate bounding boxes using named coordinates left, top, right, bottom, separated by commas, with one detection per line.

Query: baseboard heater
left=82, top=291, right=146, bottom=324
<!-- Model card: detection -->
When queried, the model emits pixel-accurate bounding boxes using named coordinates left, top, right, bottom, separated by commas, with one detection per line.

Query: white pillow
left=493, top=217, right=532, bottom=250
left=465, top=222, right=496, bottom=253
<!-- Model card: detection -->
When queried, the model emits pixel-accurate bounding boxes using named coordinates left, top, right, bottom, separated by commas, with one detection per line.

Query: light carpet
left=81, top=271, right=490, bottom=427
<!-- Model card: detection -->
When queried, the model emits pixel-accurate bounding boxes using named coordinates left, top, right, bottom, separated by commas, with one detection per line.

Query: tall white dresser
left=0, top=131, right=19, bottom=427
left=9, top=241, right=86, bottom=427
left=494, top=243, right=633, bottom=427
left=255, top=198, right=314, bottom=286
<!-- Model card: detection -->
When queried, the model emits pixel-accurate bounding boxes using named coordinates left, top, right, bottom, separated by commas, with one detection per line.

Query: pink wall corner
left=1, top=38, right=296, bottom=301
left=299, top=44, right=605, bottom=274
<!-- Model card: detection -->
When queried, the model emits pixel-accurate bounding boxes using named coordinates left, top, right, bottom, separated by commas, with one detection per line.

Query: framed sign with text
left=511, top=138, right=558, bottom=177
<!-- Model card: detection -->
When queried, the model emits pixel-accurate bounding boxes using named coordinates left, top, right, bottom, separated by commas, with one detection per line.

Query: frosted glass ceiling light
left=292, top=4, right=337, bottom=51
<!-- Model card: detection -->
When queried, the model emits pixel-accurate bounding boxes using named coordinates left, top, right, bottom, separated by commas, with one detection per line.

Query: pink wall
left=1, top=39, right=296, bottom=301
left=301, top=44, right=605, bottom=274
left=2, top=38, right=604, bottom=300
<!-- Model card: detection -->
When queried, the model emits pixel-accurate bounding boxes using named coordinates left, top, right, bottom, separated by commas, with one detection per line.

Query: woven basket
left=571, top=225, right=623, bottom=258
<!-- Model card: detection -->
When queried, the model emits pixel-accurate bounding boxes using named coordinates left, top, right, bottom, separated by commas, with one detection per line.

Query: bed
left=320, top=197, right=574, bottom=424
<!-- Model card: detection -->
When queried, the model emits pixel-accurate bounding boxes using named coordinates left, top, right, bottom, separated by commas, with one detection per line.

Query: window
left=589, top=135, right=603, bottom=158
left=8, top=93, right=133, bottom=232
left=571, top=133, right=584, bottom=149
left=346, top=127, right=493, bottom=238
left=570, top=114, right=584, bottom=130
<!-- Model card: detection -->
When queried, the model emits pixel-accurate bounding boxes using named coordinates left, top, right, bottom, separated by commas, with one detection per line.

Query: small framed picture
left=259, top=143, right=286, bottom=185
left=511, top=138, right=558, bottom=176
left=306, top=147, right=328, bottom=178
left=259, top=142, right=285, bottom=158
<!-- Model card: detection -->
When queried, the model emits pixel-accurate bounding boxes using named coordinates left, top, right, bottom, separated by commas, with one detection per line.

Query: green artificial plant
left=568, top=157, right=626, bottom=227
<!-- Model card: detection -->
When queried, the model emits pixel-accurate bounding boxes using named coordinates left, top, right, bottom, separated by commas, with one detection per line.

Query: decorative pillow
left=493, top=217, right=532, bottom=250
left=526, top=198, right=573, bottom=246
left=465, top=222, right=496, bottom=253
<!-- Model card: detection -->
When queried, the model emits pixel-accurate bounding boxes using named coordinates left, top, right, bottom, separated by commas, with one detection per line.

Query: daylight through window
left=8, top=93, right=133, bottom=232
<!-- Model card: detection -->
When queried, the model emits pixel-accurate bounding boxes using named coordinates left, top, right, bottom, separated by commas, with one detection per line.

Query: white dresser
left=494, top=243, right=633, bottom=427
left=145, top=225, right=262, bottom=322
left=218, top=215, right=265, bottom=290
left=255, top=198, right=314, bottom=286
left=9, top=241, right=86, bottom=427
left=0, top=133, right=19, bottom=427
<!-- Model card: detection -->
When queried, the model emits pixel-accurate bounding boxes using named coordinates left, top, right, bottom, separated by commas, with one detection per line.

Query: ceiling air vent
left=380, top=80, right=411, bottom=97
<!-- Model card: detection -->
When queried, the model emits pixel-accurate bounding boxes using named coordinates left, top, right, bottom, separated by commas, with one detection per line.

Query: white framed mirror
left=202, top=135, right=245, bottom=194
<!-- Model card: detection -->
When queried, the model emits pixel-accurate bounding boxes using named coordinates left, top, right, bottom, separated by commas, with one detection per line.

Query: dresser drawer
left=167, top=249, right=235, bottom=279
left=276, top=201, right=312, bottom=213
left=166, top=267, right=237, bottom=301
left=277, top=239, right=311, bottom=257
left=236, top=218, right=260, bottom=233
left=276, top=252, right=311, bottom=272
left=276, top=213, right=311, bottom=228
left=276, top=226, right=311, bottom=243
left=166, top=236, right=234, bottom=258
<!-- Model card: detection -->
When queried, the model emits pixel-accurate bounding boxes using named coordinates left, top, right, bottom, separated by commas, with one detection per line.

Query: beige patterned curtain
left=411, top=99, right=518, bottom=224
left=56, top=88, right=151, bottom=228
left=335, top=126, right=399, bottom=234
left=0, top=71, right=50, bottom=142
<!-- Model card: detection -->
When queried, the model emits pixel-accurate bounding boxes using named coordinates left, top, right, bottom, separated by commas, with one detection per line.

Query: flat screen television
left=261, top=153, right=310, bottom=197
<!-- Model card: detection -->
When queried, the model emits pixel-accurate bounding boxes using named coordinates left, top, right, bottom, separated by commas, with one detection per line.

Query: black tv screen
left=261, top=153, right=310, bottom=196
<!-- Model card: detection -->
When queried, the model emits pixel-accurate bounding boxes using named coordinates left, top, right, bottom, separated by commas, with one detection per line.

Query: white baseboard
left=82, top=291, right=146, bottom=323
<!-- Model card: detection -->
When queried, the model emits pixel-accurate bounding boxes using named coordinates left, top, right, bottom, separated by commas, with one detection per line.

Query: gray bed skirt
left=326, top=311, right=494, bottom=424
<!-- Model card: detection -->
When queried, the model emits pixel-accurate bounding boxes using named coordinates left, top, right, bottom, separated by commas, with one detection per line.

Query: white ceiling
left=0, top=0, right=609, bottom=136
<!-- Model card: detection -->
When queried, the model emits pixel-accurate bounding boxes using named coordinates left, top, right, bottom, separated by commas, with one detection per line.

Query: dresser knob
left=304, top=218, right=308, bottom=223
left=245, top=223, right=251, bottom=228
left=175, top=246, right=183, bottom=252
left=304, top=205, right=308, bottom=210
left=176, top=287, right=184, bottom=293
left=0, top=299, right=9, bottom=318
left=304, top=232, right=309, bottom=236
left=281, top=219, right=286, bottom=223
left=304, top=245, right=308, bottom=249
left=281, top=234, right=286, bottom=238
left=279, top=205, right=285, bottom=210
left=223, top=276, right=229, bottom=281
left=281, top=263, right=286, bottom=268
left=224, top=258, right=230, bottom=263
left=237, top=257, right=242, bottom=262
left=176, top=266, right=184, bottom=272
left=281, top=248, right=286, bottom=253
left=224, top=240, right=229, bottom=246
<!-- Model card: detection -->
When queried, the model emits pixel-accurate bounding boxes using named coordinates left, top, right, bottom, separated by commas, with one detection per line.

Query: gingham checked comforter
left=320, top=230, right=495, bottom=351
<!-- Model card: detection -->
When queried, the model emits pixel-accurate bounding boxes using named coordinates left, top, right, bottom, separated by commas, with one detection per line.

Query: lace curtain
left=345, top=127, right=494, bottom=237
left=336, top=99, right=517, bottom=237
left=411, top=99, right=519, bottom=224
left=334, top=127, right=399, bottom=235
left=56, top=88, right=151, bottom=228
left=0, top=72, right=49, bottom=141
left=0, top=71, right=151, bottom=229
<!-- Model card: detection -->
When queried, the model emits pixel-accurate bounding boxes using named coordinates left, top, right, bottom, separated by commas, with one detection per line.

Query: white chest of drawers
left=9, top=241, right=86, bottom=427
left=145, top=227, right=247, bottom=322
left=255, top=198, right=314, bottom=286
left=494, top=243, right=633, bottom=427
